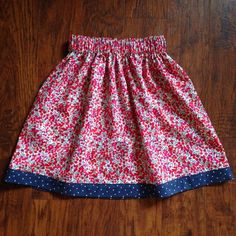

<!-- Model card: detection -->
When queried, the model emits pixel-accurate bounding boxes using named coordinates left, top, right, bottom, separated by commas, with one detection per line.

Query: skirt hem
left=3, top=167, right=234, bottom=199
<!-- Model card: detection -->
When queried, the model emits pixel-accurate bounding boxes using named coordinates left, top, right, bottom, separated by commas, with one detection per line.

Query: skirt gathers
left=4, top=34, right=234, bottom=199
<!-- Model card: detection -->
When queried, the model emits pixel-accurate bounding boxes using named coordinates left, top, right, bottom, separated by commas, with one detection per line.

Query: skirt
left=4, top=33, right=234, bottom=199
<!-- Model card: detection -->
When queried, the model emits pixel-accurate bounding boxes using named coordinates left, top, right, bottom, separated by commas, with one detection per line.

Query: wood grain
left=0, top=0, right=235, bottom=235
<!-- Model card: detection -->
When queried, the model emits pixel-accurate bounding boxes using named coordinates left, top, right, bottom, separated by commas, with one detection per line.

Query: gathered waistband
left=69, top=34, right=167, bottom=54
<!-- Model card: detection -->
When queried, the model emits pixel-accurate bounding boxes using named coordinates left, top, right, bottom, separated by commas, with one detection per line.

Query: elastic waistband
left=69, top=34, right=167, bottom=54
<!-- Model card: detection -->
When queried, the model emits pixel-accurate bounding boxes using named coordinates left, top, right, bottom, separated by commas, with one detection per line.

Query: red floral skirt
left=4, top=34, right=234, bottom=199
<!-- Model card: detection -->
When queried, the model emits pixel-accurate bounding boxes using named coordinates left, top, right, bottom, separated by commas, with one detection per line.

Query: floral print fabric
left=4, top=34, right=234, bottom=198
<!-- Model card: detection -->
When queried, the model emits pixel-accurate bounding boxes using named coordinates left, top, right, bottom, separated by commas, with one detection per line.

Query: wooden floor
left=0, top=1, right=235, bottom=235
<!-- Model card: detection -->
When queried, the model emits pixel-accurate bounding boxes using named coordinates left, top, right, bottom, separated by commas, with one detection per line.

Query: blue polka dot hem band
left=3, top=167, right=234, bottom=199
